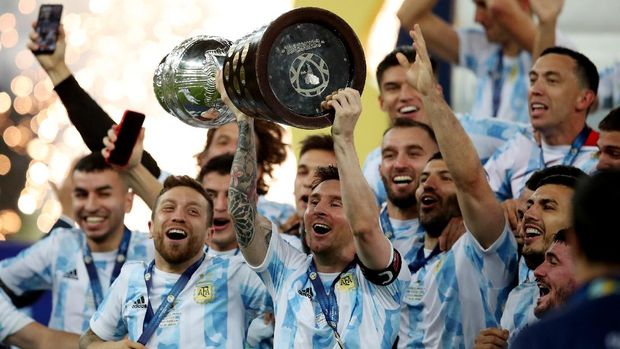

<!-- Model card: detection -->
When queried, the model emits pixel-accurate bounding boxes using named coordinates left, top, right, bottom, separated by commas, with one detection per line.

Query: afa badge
left=336, top=273, right=356, bottom=292
left=194, top=283, right=215, bottom=304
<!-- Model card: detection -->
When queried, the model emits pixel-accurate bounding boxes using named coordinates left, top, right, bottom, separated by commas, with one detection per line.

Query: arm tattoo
left=229, top=117, right=259, bottom=248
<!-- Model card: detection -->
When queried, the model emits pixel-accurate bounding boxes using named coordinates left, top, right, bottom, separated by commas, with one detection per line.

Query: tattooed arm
left=217, top=75, right=273, bottom=266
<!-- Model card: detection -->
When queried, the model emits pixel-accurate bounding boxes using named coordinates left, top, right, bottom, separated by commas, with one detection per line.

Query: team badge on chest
left=194, top=283, right=215, bottom=304
left=336, top=273, right=356, bottom=292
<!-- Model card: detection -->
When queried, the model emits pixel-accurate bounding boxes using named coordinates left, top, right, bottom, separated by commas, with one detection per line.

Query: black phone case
left=107, top=111, right=145, bottom=166
left=33, top=4, right=63, bottom=54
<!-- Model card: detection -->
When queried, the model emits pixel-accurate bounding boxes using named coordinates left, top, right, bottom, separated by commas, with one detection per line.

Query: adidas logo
left=131, top=295, right=147, bottom=309
left=63, top=269, right=78, bottom=280
left=298, top=287, right=313, bottom=300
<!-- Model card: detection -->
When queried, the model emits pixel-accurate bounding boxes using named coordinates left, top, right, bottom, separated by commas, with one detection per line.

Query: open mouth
left=392, top=175, right=413, bottom=185
left=524, top=226, right=543, bottom=240
left=538, top=282, right=550, bottom=297
left=420, top=195, right=438, bottom=208
left=213, top=218, right=230, bottom=230
left=399, top=105, right=419, bottom=116
left=312, top=223, right=331, bottom=235
left=166, top=228, right=188, bottom=240
left=530, top=102, right=548, bottom=116
left=84, top=216, right=105, bottom=224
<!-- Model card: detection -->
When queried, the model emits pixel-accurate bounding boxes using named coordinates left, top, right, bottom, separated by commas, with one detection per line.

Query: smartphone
left=107, top=110, right=145, bottom=166
left=33, top=4, right=63, bottom=54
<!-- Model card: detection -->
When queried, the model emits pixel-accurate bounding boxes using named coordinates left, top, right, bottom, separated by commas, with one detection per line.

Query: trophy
left=153, top=7, right=366, bottom=129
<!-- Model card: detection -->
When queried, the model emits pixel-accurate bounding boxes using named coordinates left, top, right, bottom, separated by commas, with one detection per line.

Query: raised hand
left=324, top=88, right=362, bottom=140
left=473, top=327, right=509, bottom=349
left=530, top=0, right=565, bottom=23
left=396, top=24, right=435, bottom=97
left=27, top=22, right=70, bottom=85
left=101, top=125, right=145, bottom=171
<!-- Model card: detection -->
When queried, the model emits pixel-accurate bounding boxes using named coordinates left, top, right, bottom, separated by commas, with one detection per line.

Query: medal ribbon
left=138, top=253, right=206, bottom=345
left=491, top=50, right=504, bottom=118
left=307, top=259, right=357, bottom=347
left=83, top=227, right=131, bottom=308
left=408, top=244, right=441, bottom=274
left=539, top=126, right=591, bottom=168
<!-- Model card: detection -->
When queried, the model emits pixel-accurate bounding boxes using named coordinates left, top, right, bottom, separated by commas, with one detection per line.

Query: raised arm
left=102, top=126, right=162, bottom=209
left=400, top=25, right=505, bottom=248
left=28, top=23, right=161, bottom=178
left=397, top=0, right=459, bottom=64
left=530, top=0, right=565, bottom=59
left=328, top=89, right=392, bottom=269
left=216, top=76, right=272, bottom=266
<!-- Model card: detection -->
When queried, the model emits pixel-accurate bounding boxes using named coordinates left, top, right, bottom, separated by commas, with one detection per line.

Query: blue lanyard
left=379, top=204, right=394, bottom=240
left=539, top=126, right=591, bottom=169
left=570, top=277, right=620, bottom=306
left=408, top=243, right=441, bottom=274
left=491, top=50, right=504, bottom=118
left=307, top=259, right=356, bottom=345
left=83, top=227, right=131, bottom=308
left=138, top=253, right=206, bottom=345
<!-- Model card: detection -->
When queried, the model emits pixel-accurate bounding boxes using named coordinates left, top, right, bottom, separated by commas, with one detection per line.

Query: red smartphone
left=107, top=110, right=145, bottom=166
left=33, top=4, right=63, bottom=54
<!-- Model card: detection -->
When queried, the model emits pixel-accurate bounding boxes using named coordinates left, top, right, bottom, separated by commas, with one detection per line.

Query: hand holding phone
left=107, top=111, right=146, bottom=166
left=33, top=4, right=63, bottom=54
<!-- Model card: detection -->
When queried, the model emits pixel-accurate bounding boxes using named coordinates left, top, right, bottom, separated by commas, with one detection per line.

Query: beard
left=419, top=194, right=461, bottom=238
left=154, top=235, right=204, bottom=265
left=522, top=248, right=545, bottom=270
left=382, top=175, right=417, bottom=210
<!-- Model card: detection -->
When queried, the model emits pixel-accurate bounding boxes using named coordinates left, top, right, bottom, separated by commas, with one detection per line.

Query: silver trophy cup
left=154, top=7, right=366, bottom=129
left=153, top=35, right=233, bottom=128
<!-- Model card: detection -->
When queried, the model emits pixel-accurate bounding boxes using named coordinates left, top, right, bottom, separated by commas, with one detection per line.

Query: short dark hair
left=196, top=154, right=233, bottom=183
left=376, top=46, right=438, bottom=88
left=428, top=151, right=443, bottom=162
left=299, top=134, right=334, bottom=158
left=383, top=118, right=437, bottom=143
left=572, top=170, right=620, bottom=265
left=310, top=165, right=339, bottom=190
left=599, top=107, right=620, bottom=132
left=73, top=152, right=114, bottom=173
left=153, top=175, right=214, bottom=224
left=198, top=120, right=288, bottom=195
left=553, top=228, right=568, bottom=244
left=540, top=46, right=599, bottom=94
left=526, top=165, right=588, bottom=191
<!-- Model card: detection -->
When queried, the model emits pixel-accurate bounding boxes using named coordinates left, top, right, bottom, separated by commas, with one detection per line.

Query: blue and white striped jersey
left=363, top=115, right=527, bottom=205
left=0, top=228, right=154, bottom=334
left=90, top=254, right=270, bottom=348
left=257, top=196, right=295, bottom=229
left=0, top=290, right=33, bottom=341
left=400, top=224, right=518, bottom=349
left=484, top=130, right=599, bottom=201
left=379, top=211, right=425, bottom=266
left=457, top=29, right=573, bottom=123
left=500, top=281, right=539, bottom=345
left=598, top=62, right=620, bottom=110
left=252, top=230, right=410, bottom=348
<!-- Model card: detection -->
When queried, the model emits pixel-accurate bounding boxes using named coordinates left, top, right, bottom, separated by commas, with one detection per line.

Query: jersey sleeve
left=249, top=224, right=309, bottom=298
left=89, top=265, right=132, bottom=341
left=0, top=228, right=64, bottom=295
left=457, top=28, right=494, bottom=73
left=0, top=290, right=34, bottom=341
